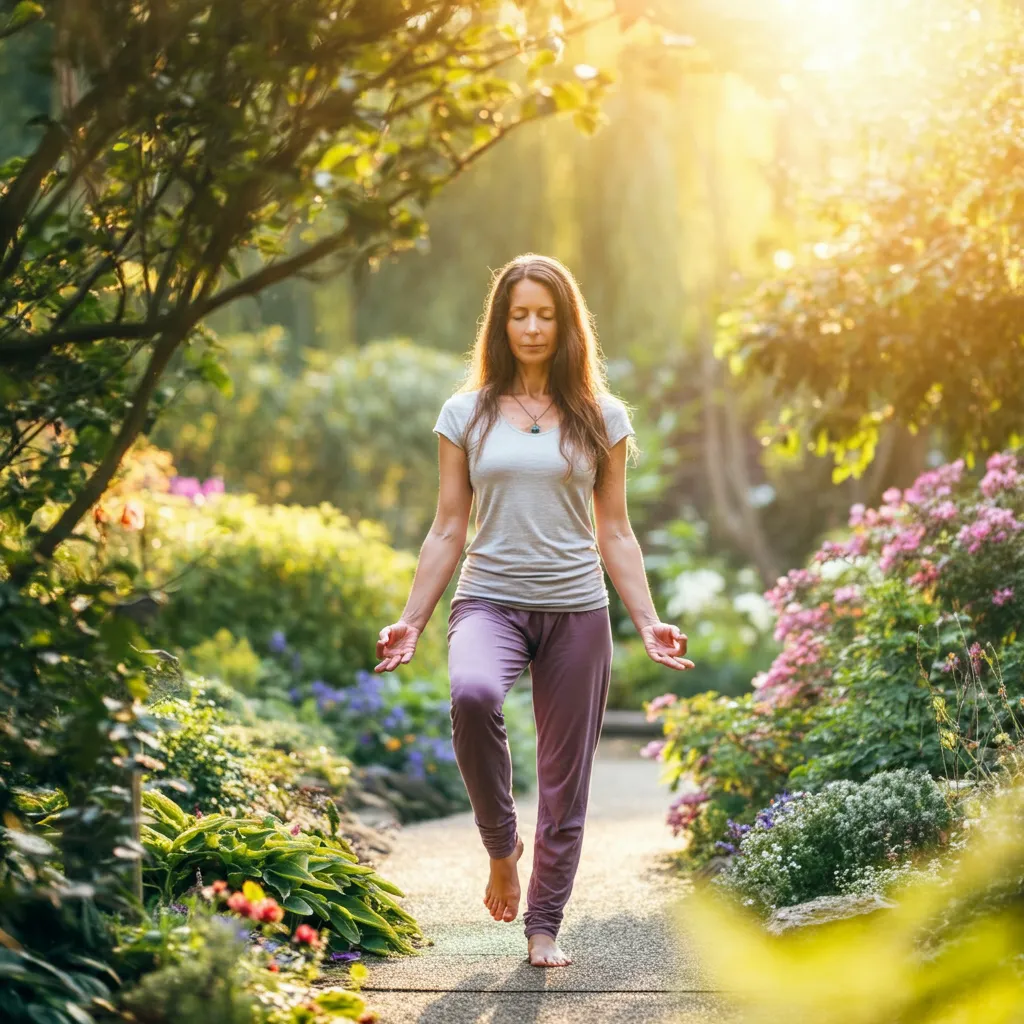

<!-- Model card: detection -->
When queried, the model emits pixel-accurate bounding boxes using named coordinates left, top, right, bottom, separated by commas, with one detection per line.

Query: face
left=506, top=277, right=558, bottom=370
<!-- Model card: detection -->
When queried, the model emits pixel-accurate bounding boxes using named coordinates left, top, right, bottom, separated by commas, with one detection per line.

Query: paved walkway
left=357, top=737, right=729, bottom=1024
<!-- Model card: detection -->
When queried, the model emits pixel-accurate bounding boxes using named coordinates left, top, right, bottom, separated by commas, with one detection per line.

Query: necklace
left=509, top=392, right=555, bottom=434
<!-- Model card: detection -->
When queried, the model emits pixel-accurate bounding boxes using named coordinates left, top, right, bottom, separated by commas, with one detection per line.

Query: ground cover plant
left=716, top=770, right=954, bottom=912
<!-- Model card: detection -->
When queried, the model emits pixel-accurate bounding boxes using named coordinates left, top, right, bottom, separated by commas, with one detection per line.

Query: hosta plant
left=140, top=791, right=421, bottom=957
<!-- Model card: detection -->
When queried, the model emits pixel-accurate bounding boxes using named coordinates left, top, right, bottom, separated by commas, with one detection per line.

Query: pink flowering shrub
left=650, top=449, right=1024, bottom=864
left=752, top=450, right=1023, bottom=708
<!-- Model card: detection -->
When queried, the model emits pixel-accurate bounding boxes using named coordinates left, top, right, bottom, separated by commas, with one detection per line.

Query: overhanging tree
left=721, top=3, right=1024, bottom=481
left=0, top=0, right=616, bottom=583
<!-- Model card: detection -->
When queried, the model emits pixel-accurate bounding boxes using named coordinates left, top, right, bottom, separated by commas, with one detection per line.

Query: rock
left=766, top=892, right=896, bottom=935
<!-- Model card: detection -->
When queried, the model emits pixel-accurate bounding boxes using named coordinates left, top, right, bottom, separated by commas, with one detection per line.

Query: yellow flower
left=384, top=736, right=402, bottom=752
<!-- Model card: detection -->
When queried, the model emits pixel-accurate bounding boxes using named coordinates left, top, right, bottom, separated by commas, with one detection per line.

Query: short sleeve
left=602, top=396, right=635, bottom=448
left=433, top=394, right=469, bottom=450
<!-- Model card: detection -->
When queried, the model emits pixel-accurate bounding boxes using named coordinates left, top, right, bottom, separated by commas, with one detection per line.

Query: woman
left=373, top=253, right=693, bottom=968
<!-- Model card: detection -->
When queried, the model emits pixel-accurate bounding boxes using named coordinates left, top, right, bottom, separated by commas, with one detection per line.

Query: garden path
left=351, top=737, right=730, bottom=1024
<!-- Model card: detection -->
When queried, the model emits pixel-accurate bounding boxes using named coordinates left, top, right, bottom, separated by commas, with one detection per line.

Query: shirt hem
left=451, top=591, right=610, bottom=614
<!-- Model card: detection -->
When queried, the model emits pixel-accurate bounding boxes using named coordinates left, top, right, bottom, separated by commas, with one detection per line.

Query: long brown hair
left=459, top=253, right=628, bottom=482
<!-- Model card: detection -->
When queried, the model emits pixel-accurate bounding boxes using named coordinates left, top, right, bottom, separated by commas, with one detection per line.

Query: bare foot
left=482, top=837, right=524, bottom=922
left=528, top=932, right=572, bottom=967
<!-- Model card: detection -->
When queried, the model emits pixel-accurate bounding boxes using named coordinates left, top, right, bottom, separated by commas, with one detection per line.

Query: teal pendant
left=530, top=424, right=540, bottom=434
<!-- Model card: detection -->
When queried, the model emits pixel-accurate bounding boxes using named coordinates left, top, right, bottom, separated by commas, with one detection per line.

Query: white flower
left=666, top=568, right=725, bottom=618
left=732, top=591, right=775, bottom=633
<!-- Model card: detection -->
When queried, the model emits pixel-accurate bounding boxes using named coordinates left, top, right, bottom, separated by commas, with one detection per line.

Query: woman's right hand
left=374, top=620, right=421, bottom=673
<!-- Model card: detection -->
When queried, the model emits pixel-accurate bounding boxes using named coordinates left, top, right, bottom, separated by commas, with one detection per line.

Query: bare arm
left=402, top=436, right=473, bottom=630
left=594, top=440, right=693, bottom=672
left=375, top=435, right=473, bottom=671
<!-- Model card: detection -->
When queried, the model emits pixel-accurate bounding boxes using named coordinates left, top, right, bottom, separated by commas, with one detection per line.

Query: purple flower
left=993, top=587, right=1015, bottom=607
left=269, top=630, right=288, bottom=654
left=169, top=902, right=189, bottom=916
left=330, top=951, right=362, bottom=963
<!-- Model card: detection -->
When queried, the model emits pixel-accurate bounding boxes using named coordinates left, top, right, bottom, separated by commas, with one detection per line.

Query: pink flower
left=909, top=560, right=940, bottom=588
left=832, top=585, right=861, bottom=605
left=956, top=507, right=1024, bottom=554
left=904, top=459, right=964, bottom=507
left=645, top=693, right=678, bottom=721
left=640, top=740, right=666, bottom=761
left=848, top=503, right=866, bottom=527
left=968, top=643, right=983, bottom=677
left=879, top=525, right=926, bottom=572
left=941, top=653, right=961, bottom=674
left=992, top=587, right=1015, bottom=607
left=882, top=487, right=903, bottom=505
left=930, top=501, right=958, bottom=521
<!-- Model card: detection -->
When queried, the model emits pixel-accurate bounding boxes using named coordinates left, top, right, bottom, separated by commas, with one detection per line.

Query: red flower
left=294, top=924, right=320, bottom=946
left=212, top=880, right=229, bottom=894
left=227, top=892, right=253, bottom=917
left=256, top=899, right=284, bottom=923
left=267, top=962, right=280, bottom=973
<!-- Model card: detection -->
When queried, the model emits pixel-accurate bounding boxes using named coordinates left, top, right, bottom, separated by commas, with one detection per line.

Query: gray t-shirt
left=433, top=389, right=635, bottom=612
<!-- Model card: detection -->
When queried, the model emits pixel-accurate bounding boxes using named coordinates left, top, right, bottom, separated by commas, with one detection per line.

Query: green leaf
left=327, top=903, right=362, bottom=945
left=319, top=143, right=356, bottom=172
left=281, top=894, right=314, bottom=915
left=261, top=868, right=293, bottom=900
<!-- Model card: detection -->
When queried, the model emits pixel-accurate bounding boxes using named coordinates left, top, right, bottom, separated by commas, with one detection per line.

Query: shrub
left=718, top=770, right=954, bottom=912
left=150, top=696, right=263, bottom=815
left=652, top=450, right=1024, bottom=857
left=150, top=332, right=465, bottom=550
left=644, top=691, right=811, bottom=866
left=141, top=492, right=447, bottom=686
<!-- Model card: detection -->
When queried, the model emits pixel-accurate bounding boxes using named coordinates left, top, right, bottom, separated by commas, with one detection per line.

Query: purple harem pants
left=446, top=597, right=613, bottom=940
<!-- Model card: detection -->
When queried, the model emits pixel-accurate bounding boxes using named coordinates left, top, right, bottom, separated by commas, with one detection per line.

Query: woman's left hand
left=639, top=622, right=695, bottom=671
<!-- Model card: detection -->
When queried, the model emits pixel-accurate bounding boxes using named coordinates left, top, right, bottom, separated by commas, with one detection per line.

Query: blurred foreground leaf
left=680, top=784, right=1024, bottom=1023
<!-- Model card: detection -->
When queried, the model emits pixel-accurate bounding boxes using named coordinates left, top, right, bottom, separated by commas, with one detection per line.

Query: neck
left=512, top=363, right=551, bottom=399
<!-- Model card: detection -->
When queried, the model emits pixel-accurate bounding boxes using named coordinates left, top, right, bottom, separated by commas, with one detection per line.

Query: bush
left=150, top=332, right=465, bottom=550
left=651, top=450, right=1024, bottom=858
left=150, top=696, right=264, bottom=815
left=141, top=491, right=447, bottom=687
left=643, top=691, right=811, bottom=866
left=718, top=770, right=954, bottom=912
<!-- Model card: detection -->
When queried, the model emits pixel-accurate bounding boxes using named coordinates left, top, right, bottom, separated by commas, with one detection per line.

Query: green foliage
left=152, top=332, right=465, bottom=549
left=725, top=3, right=1024, bottom=475
left=119, top=915, right=261, bottom=1024
left=718, top=770, right=954, bottom=912
left=142, top=492, right=445, bottom=686
left=150, top=696, right=263, bottom=815
left=0, top=576, right=171, bottom=1024
left=140, top=790, right=421, bottom=957
left=651, top=692, right=810, bottom=866
left=115, top=896, right=371, bottom=1023
left=0, top=0, right=613, bottom=582
left=185, top=630, right=266, bottom=696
